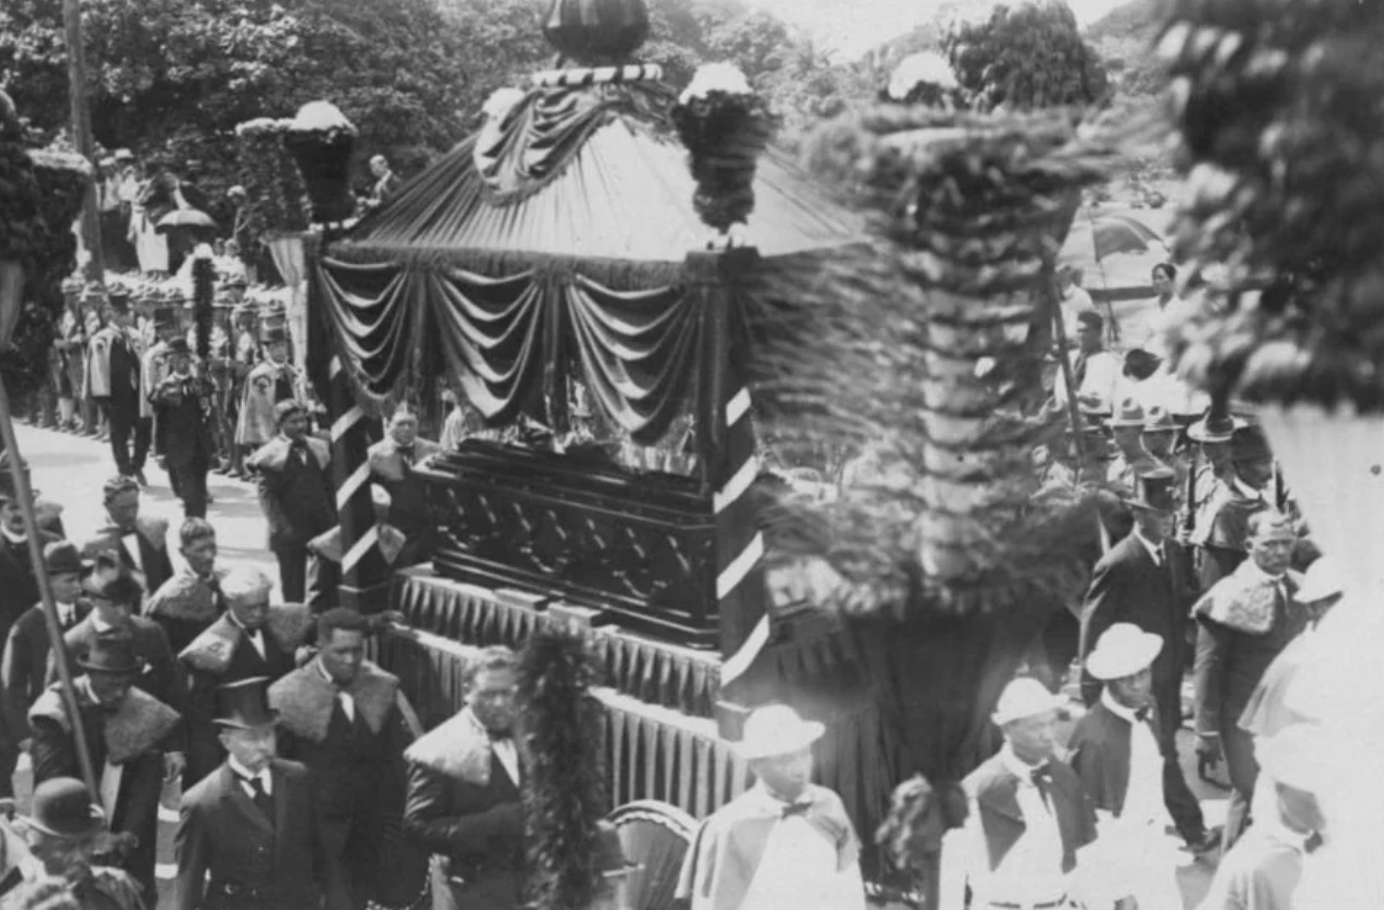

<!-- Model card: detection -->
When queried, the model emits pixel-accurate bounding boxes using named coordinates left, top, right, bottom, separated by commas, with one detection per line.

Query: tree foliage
left=943, top=0, right=1110, bottom=111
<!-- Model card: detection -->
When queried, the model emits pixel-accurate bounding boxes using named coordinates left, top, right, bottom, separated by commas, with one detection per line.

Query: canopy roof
left=331, top=82, right=862, bottom=279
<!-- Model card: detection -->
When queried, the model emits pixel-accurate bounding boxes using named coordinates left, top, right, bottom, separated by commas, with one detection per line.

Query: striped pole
left=328, top=352, right=390, bottom=610
left=688, top=249, right=768, bottom=682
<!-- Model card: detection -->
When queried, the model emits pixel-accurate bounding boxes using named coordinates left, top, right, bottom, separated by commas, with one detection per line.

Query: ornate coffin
left=417, top=441, right=720, bottom=647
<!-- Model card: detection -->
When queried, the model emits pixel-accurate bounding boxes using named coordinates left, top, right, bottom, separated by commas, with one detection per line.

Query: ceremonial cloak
left=676, top=782, right=864, bottom=910
left=145, top=566, right=229, bottom=656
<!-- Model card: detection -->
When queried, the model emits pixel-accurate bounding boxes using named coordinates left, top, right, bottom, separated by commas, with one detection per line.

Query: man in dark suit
left=0, top=541, right=91, bottom=799
left=174, top=676, right=325, bottom=910
left=0, top=473, right=61, bottom=643
left=404, top=646, right=523, bottom=910
left=248, top=401, right=335, bottom=602
left=269, top=608, right=415, bottom=910
left=30, top=635, right=183, bottom=900
left=150, top=338, right=216, bottom=518
left=1193, top=510, right=1309, bottom=852
left=52, top=555, right=184, bottom=721
left=180, top=567, right=312, bottom=785
left=146, top=518, right=228, bottom=655
left=1078, top=468, right=1215, bottom=853
left=939, top=678, right=1097, bottom=910
left=367, top=406, right=443, bottom=567
left=81, top=475, right=174, bottom=599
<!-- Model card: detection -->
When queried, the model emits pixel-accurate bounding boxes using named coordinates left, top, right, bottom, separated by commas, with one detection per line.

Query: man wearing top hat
left=677, top=704, right=865, bottom=910
left=0, top=542, right=91, bottom=800
left=180, top=567, right=312, bottom=785
left=175, top=676, right=325, bottom=910
left=1, top=777, right=144, bottom=910
left=87, top=292, right=150, bottom=484
left=269, top=608, right=415, bottom=910
left=1078, top=468, right=1216, bottom=853
left=29, top=635, right=183, bottom=900
left=1070, top=624, right=1187, bottom=908
left=1192, top=510, right=1309, bottom=852
left=81, top=476, right=173, bottom=600
left=248, top=402, right=335, bottom=603
left=403, top=646, right=524, bottom=910
left=936, top=679, right=1096, bottom=910
left=1196, top=724, right=1326, bottom=910
left=151, top=338, right=217, bottom=519
left=236, top=326, right=297, bottom=455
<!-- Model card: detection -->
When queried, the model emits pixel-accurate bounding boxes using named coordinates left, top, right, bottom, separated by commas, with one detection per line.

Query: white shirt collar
left=1133, top=530, right=1164, bottom=562
left=227, top=755, right=271, bottom=790
left=0, top=527, right=26, bottom=546
left=1101, top=688, right=1145, bottom=725
left=1243, top=558, right=1286, bottom=584
left=90, top=614, right=119, bottom=634
left=999, top=743, right=1045, bottom=783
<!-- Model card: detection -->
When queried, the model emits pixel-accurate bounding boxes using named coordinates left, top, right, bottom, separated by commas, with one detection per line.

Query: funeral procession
left=0, top=0, right=1376, bottom=907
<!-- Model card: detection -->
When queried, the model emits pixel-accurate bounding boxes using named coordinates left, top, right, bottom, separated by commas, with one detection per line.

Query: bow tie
left=1134, top=706, right=1151, bottom=723
left=1029, top=764, right=1052, bottom=787
left=488, top=730, right=513, bottom=743
left=1304, top=831, right=1323, bottom=854
left=780, top=800, right=814, bottom=819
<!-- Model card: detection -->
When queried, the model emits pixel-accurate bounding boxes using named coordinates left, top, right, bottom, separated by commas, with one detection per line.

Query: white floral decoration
left=290, top=101, right=357, bottom=135
left=483, top=87, right=527, bottom=122
left=887, top=51, right=959, bottom=101
left=679, top=62, right=752, bottom=104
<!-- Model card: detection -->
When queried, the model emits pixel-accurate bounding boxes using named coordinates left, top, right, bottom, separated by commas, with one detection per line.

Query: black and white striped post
left=327, top=352, right=391, bottom=611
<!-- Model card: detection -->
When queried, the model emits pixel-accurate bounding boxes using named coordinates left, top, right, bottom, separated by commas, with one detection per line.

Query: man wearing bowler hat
left=677, top=704, right=865, bottom=910
left=1079, top=468, right=1215, bottom=853
left=29, top=635, right=182, bottom=900
left=175, top=677, right=324, bottom=910
left=3, top=777, right=144, bottom=910
left=1070, top=624, right=1187, bottom=908
left=937, top=678, right=1097, bottom=910
left=1, top=542, right=91, bottom=799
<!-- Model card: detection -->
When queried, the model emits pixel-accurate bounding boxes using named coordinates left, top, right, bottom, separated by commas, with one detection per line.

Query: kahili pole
left=63, top=0, right=105, bottom=283
left=0, top=382, right=100, bottom=798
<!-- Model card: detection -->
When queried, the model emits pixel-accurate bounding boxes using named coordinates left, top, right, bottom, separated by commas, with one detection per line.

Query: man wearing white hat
left=1070, top=624, right=1186, bottom=909
left=938, top=678, right=1096, bottom=910
left=1197, top=724, right=1326, bottom=910
left=676, top=705, right=865, bottom=910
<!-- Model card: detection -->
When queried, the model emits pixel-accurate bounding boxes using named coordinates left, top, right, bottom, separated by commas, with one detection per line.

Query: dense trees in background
left=0, top=0, right=1151, bottom=211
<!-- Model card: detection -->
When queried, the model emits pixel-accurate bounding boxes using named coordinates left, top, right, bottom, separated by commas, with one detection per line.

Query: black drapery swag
left=312, top=253, right=743, bottom=472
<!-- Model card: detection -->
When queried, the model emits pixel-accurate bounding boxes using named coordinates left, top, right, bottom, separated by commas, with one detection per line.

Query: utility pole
left=63, top=0, right=105, bottom=282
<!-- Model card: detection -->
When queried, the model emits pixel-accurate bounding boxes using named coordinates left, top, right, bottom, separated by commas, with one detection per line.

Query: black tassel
left=193, top=248, right=214, bottom=360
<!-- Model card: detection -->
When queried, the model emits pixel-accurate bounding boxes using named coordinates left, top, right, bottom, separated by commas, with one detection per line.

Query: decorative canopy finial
left=543, top=0, right=650, bottom=65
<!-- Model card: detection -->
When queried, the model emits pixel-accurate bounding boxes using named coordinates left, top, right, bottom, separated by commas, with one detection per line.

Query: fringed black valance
left=311, top=248, right=747, bottom=448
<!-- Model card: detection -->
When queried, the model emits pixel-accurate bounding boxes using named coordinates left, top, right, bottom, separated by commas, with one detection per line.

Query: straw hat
left=1296, top=557, right=1345, bottom=605
left=1109, top=397, right=1146, bottom=429
left=734, top=705, right=824, bottom=759
left=991, top=678, right=1065, bottom=727
left=1085, top=623, right=1163, bottom=681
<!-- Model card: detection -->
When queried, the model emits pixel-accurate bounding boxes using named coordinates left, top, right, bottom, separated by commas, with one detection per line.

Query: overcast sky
left=743, top=0, right=1131, bottom=58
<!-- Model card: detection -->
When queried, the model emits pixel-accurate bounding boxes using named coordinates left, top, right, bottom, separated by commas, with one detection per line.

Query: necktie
left=241, top=774, right=273, bottom=820
left=290, top=441, right=308, bottom=468
left=398, top=445, right=415, bottom=466
left=1304, top=831, right=1323, bottom=854
left=1073, top=352, right=1088, bottom=388
left=1134, top=706, right=1151, bottom=723
left=781, top=800, right=813, bottom=819
left=205, top=575, right=226, bottom=612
